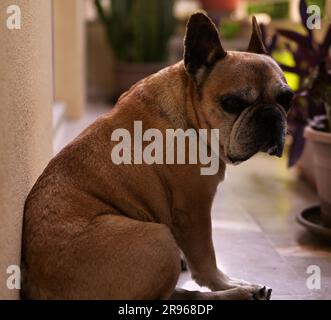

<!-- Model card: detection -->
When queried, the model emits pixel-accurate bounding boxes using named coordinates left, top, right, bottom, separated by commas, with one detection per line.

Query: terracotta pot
left=297, top=139, right=317, bottom=189
left=114, top=62, right=166, bottom=99
left=305, top=126, right=331, bottom=227
left=200, top=0, right=238, bottom=12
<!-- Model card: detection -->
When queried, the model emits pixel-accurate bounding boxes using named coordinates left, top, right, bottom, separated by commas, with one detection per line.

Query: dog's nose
left=256, top=105, right=282, bottom=124
left=276, top=89, right=294, bottom=111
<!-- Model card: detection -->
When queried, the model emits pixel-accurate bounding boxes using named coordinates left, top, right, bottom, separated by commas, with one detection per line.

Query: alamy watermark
left=3, top=4, right=323, bottom=31
left=110, top=121, right=221, bottom=176
left=306, top=265, right=321, bottom=290
left=4, top=263, right=322, bottom=292
left=6, top=5, right=21, bottom=30
left=6, top=265, right=21, bottom=290
left=306, top=5, right=321, bottom=30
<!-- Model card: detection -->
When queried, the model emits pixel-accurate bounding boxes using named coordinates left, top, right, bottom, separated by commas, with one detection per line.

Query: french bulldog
left=21, top=13, right=293, bottom=300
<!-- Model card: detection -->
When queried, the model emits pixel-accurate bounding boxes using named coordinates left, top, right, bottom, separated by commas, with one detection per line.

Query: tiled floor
left=55, top=103, right=331, bottom=300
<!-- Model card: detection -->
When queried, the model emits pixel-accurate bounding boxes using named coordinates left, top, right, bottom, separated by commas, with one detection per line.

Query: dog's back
left=21, top=62, right=190, bottom=299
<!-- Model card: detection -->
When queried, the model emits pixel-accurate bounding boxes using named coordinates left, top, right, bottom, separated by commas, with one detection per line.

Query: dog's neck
left=128, top=61, right=213, bottom=133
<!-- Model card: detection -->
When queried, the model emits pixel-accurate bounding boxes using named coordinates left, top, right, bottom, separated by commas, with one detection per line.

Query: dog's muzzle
left=227, top=103, right=287, bottom=164
left=254, top=104, right=286, bottom=158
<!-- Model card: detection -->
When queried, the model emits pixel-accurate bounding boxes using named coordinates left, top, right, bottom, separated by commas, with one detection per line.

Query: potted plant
left=273, top=0, right=331, bottom=184
left=304, top=62, right=331, bottom=228
left=95, top=0, right=175, bottom=99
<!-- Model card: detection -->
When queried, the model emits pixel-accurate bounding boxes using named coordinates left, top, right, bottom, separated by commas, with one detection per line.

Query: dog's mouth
left=226, top=104, right=286, bottom=165
left=227, top=150, right=257, bottom=165
left=227, top=138, right=284, bottom=165
left=260, top=137, right=285, bottom=157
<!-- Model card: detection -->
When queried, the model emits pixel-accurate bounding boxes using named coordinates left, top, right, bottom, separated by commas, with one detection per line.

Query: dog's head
left=184, top=13, right=294, bottom=164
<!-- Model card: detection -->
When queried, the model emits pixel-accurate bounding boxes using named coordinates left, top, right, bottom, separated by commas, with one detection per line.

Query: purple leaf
left=292, top=48, right=317, bottom=66
left=288, top=125, right=306, bottom=167
left=277, top=29, right=313, bottom=48
left=269, top=34, right=278, bottom=53
left=277, top=64, right=309, bottom=76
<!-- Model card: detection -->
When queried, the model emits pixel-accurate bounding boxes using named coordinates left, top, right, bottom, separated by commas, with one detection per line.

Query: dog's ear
left=247, top=16, right=267, bottom=54
left=184, top=13, right=226, bottom=84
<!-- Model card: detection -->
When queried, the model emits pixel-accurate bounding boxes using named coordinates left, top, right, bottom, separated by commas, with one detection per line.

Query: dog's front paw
left=225, top=278, right=272, bottom=300
left=232, top=285, right=272, bottom=300
left=252, top=285, right=272, bottom=300
left=238, top=285, right=272, bottom=300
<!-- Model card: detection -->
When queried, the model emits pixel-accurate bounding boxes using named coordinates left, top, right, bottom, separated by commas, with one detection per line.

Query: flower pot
left=297, top=139, right=316, bottom=189
left=304, top=126, right=331, bottom=227
left=114, top=62, right=166, bottom=99
left=200, top=0, right=238, bottom=12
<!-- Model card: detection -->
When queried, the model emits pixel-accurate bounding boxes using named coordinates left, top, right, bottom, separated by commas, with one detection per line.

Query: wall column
left=0, top=1, right=53, bottom=299
left=53, top=0, right=86, bottom=119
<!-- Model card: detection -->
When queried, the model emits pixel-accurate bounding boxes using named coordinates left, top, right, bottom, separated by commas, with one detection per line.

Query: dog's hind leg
left=23, top=214, right=181, bottom=300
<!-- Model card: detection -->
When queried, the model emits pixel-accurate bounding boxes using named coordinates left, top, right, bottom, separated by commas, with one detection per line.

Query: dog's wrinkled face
left=203, top=52, right=292, bottom=164
left=184, top=13, right=294, bottom=164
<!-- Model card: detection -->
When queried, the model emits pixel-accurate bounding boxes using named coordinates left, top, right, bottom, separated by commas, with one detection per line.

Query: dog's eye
left=219, top=96, right=250, bottom=114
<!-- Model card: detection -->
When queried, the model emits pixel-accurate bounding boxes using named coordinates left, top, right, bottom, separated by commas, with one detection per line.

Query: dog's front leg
left=172, top=206, right=231, bottom=291
left=172, top=207, right=272, bottom=299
